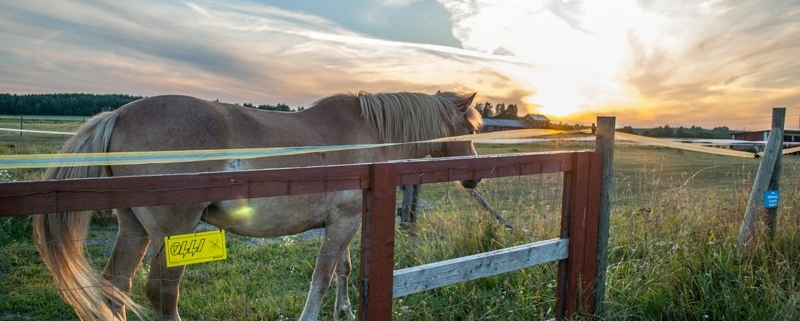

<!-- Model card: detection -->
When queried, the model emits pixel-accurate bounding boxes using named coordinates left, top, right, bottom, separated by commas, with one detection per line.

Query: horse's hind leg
left=334, top=245, right=356, bottom=321
left=102, top=208, right=151, bottom=319
left=133, top=204, right=206, bottom=321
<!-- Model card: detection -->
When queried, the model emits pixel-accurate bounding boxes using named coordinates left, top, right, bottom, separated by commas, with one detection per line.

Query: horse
left=32, top=90, right=483, bottom=321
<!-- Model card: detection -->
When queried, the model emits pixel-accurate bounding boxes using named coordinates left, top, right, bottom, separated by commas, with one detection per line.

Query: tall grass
left=1, top=122, right=799, bottom=320
left=600, top=146, right=800, bottom=320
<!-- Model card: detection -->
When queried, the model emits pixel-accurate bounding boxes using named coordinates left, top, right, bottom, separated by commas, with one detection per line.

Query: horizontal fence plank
left=392, top=238, right=569, bottom=298
left=1, top=152, right=587, bottom=217
left=0, top=164, right=371, bottom=216
left=394, top=152, right=575, bottom=185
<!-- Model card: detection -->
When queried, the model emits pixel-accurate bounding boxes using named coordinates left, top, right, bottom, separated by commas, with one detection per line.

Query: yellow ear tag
left=164, top=230, right=227, bottom=267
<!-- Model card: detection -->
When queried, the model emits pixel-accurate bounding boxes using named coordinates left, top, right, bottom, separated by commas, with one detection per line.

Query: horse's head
left=431, top=91, right=483, bottom=189
left=358, top=90, right=483, bottom=188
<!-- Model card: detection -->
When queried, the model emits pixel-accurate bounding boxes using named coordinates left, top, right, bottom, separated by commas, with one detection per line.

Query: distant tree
left=675, top=127, right=688, bottom=138
left=710, top=126, right=731, bottom=139
left=495, top=103, right=519, bottom=119
left=473, top=102, right=494, bottom=118
left=505, top=104, right=519, bottom=118
left=644, top=125, right=675, bottom=137
left=619, top=126, right=636, bottom=134
left=494, top=103, right=507, bottom=119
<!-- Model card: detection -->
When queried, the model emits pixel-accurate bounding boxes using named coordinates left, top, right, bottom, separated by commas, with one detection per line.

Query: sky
left=1, top=0, right=798, bottom=130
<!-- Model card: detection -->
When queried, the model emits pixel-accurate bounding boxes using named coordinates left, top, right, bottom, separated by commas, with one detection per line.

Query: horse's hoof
left=334, top=307, right=355, bottom=321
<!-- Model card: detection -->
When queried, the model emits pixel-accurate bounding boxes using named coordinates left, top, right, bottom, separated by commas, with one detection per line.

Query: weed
left=0, top=170, right=31, bottom=244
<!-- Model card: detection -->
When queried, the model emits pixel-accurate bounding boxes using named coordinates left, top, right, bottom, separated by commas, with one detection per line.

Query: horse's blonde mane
left=356, top=91, right=482, bottom=154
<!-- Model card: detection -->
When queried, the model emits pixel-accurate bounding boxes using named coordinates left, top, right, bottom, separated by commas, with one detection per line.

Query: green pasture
left=1, top=118, right=799, bottom=320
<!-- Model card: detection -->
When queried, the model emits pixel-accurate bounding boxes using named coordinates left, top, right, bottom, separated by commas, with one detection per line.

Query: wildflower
left=0, top=170, right=13, bottom=182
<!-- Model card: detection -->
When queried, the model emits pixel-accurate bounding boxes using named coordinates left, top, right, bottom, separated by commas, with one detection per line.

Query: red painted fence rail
left=0, top=151, right=602, bottom=320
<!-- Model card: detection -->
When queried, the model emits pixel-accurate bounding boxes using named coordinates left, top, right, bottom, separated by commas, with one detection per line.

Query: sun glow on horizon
left=458, top=1, right=660, bottom=122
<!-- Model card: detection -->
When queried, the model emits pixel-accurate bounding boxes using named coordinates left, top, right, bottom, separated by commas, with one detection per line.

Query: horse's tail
left=32, top=111, right=144, bottom=321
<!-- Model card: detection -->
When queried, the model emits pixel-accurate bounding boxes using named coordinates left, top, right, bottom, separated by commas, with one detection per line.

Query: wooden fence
left=1, top=150, right=604, bottom=320
left=361, top=151, right=603, bottom=320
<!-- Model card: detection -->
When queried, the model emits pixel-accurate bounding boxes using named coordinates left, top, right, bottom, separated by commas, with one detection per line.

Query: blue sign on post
left=764, top=190, right=779, bottom=209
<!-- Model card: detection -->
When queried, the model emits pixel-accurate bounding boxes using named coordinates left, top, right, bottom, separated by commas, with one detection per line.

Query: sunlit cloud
left=437, top=0, right=799, bottom=128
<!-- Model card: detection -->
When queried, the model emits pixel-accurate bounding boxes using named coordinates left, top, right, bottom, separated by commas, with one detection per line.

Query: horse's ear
left=435, top=90, right=441, bottom=94
left=460, top=93, right=477, bottom=111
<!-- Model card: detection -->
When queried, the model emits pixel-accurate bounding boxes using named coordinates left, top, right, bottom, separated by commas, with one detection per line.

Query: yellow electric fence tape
left=614, top=132, right=758, bottom=158
left=0, top=127, right=75, bottom=135
left=0, top=128, right=566, bottom=169
left=0, top=127, right=787, bottom=169
left=164, top=230, right=227, bottom=267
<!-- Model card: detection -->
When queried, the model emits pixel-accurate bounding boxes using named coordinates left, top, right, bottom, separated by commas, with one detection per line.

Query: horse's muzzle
left=460, top=179, right=481, bottom=189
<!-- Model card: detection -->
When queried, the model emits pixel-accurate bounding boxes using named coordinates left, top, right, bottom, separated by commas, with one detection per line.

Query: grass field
left=1, top=119, right=799, bottom=320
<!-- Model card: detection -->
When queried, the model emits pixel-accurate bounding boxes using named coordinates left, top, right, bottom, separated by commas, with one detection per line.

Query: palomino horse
left=33, top=91, right=483, bottom=321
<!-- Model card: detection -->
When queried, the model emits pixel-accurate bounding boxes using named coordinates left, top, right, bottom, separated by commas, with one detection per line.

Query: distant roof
left=525, top=114, right=550, bottom=121
left=483, top=119, right=529, bottom=128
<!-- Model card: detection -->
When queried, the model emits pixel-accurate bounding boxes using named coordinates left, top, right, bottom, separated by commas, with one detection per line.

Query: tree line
left=0, top=93, right=305, bottom=116
left=0, top=93, right=143, bottom=116
left=619, top=125, right=733, bottom=139
left=473, top=101, right=520, bottom=119
left=241, top=102, right=305, bottom=112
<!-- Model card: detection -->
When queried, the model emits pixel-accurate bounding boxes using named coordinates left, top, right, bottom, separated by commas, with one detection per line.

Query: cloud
left=0, top=1, right=273, bottom=95
left=435, top=0, right=799, bottom=128
left=0, top=0, right=797, bottom=129
left=0, top=0, right=546, bottom=107
left=0, top=1, right=448, bottom=103
left=614, top=0, right=799, bottom=127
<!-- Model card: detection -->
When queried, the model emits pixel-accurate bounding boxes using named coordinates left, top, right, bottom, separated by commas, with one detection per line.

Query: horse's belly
left=204, top=191, right=362, bottom=238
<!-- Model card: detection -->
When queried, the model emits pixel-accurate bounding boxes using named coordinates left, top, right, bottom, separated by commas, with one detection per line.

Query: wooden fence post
left=766, top=108, right=785, bottom=237
left=738, top=107, right=785, bottom=251
left=556, top=151, right=603, bottom=319
left=593, top=117, right=615, bottom=317
left=358, top=163, right=397, bottom=321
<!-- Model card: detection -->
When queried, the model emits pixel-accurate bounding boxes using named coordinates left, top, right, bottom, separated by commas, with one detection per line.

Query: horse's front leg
left=299, top=225, right=358, bottom=321
left=299, top=238, right=347, bottom=321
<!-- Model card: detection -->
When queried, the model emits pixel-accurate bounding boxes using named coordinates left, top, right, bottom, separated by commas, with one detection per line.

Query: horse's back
left=105, top=95, right=369, bottom=175
left=107, top=96, right=236, bottom=174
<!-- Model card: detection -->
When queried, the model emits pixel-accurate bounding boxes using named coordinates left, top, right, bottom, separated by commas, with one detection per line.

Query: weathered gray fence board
left=738, top=126, right=782, bottom=250
left=392, top=238, right=569, bottom=298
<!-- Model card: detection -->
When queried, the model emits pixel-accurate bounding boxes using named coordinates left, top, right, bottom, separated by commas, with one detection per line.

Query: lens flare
left=232, top=204, right=254, bottom=217
left=230, top=198, right=254, bottom=223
